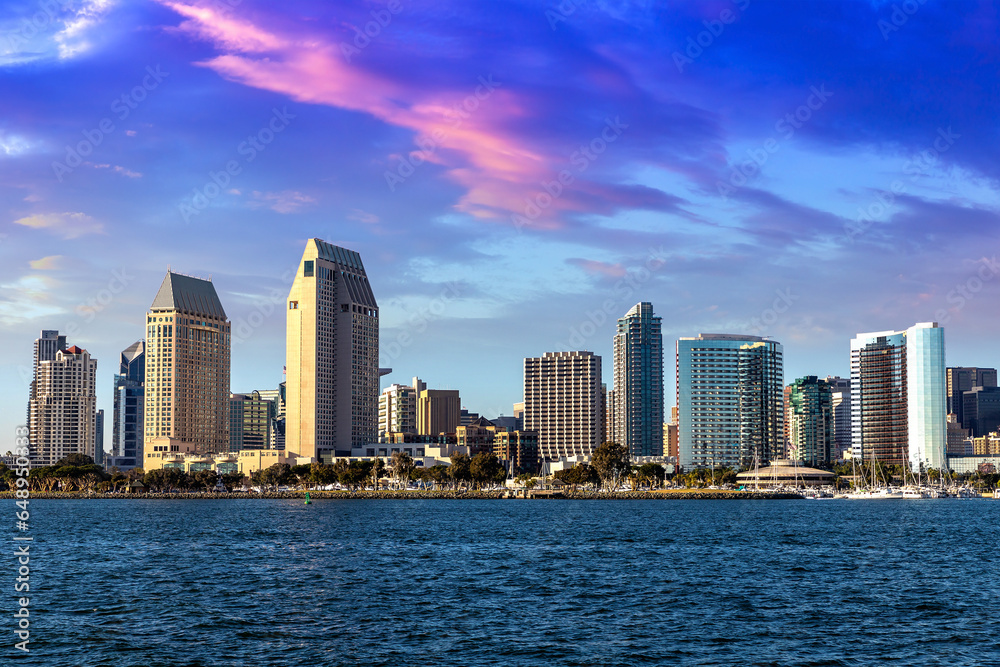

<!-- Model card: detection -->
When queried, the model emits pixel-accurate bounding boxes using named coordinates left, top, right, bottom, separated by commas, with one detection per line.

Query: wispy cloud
left=12, top=212, right=104, bottom=238
left=250, top=190, right=316, bottom=214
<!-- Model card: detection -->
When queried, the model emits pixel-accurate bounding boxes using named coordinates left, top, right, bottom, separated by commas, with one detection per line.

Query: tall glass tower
left=112, top=340, right=145, bottom=468
left=612, top=302, right=663, bottom=457
left=676, top=334, right=784, bottom=469
left=285, top=239, right=379, bottom=460
left=850, top=322, right=946, bottom=471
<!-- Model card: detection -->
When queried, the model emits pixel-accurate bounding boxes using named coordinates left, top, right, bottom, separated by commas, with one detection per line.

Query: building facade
left=524, top=351, right=602, bottom=461
left=417, top=389, right=460, bottom=435
left=962, top=386, right=1000, bottom=438
left=676, top=334, right=784, bottom=469
left=145, top=271, right=231, bottom=454
left=112, top=340, right=145, bottom=469
left=229, top=390, right=278, bottom=451
left=850, top=322, right=946, bottom=471
left=286, top=239, right=379, bottom=460
left=946, top=366, right=997, bottom=428
left=826, top=376, right=852, bottom=461
left=786, top=376, right=833, bottom=467
left=611, top=302, right=664, bottom=457
left=28, top=345, right=98, bottom=467
left=494, top=430, right=540, bottom=474
left=379, top=382, right=418, bottom=437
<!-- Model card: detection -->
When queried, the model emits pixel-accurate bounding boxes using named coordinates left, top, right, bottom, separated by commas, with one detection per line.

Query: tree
left=590, top=442, right=631, bottom=491
left=449, top=452, right=472, bottom=489
left=221, top=472, right=245, bottom=491
left=370, top=458, right=386, bottom=489
left=390, top=451, right=415, bottom=489
left=636, top=462, right=666, bottom=488
left=291, top=464, right=313, bottom=489
left=193, top=469, right=218, bottom=492
left=470, top=452, right=504, bottom=489
left=427, top=465, right=450, bottom=489
left=56, top=453, right=94, bottom=467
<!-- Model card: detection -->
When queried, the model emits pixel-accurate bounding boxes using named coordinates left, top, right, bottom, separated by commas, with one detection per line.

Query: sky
left=2, top=0, right=999, bottom=453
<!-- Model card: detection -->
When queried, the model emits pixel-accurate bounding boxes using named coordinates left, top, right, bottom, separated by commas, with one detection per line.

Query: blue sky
left=2, top=0, right=999, bottom=452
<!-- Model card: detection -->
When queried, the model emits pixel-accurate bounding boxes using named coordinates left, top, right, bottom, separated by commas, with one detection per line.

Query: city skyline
left=4, top=1, right=1000, bottom=451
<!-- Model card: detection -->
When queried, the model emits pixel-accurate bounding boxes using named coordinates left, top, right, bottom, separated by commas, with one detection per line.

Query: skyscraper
left=28, top=345, right=97, bottom=467
left=850, top=322, right=946, bottom=471
left=612, top=302, right=664, bottom=457
left=229, top=390, right=278, bottom=451
left=786, top=376, right=833, bottom=466
left=676, top=334, right=784, bottom=469
left=112, top=340, right=145, bottom=468
left=825, top=375, right=851, bottom=461
left=285, top=239, right=379, bottom=460
left=27, top=330, right=66, bottom=427
left=145, top=271, right=231, bottom=453
left=946, top=366, right=997, bottom=428
left=524, top=351, right=602, bottom=461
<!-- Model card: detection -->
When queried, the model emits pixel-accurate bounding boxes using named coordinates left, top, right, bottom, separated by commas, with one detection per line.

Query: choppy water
left=11, top=499, right=1000, bottom=666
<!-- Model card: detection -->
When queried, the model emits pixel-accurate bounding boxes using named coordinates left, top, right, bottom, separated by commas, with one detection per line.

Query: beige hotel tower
left=286, top=239, right=379, bottom=460
left=144, top=271, right=231, bottom=453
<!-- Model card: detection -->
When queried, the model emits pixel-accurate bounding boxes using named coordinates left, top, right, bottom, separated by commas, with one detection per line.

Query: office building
left=95, top=409, right=104, bottom=464
left=962, top=386, right=1000, bottom=437
left=417, top=389, right=460, bottom=435
left=612, top=303, right=664, bottom=456
left=230, top=390, right=278, bottom=451
left=28, top=345, right=97, bottom=467
left=850, top=322, right=946, bottom=471
left=825, top=376, right=851, bottom=461
left=946, top=366, right=997, bottom=428
left=378, top=383, right=418, bottom=437
left=494, top=430, right=540, bottom=474
left=786, top=376, right=833, bottom=467
left=524, top=351, right=602, bottom=461
left=111, top=341, right=145, bottom=469
left=676, top=334, right=784, bottom=469
left=145, top=271, right=231, bottom=454
left=286, top=239, right=379, bottom=460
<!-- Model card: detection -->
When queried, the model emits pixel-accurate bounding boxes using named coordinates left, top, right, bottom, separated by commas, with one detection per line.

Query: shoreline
left=1, top=490, right=804, bottom=500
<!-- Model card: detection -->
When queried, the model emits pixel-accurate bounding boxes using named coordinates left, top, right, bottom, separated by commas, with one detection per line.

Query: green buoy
left=305, top=491, right=312, bottom=505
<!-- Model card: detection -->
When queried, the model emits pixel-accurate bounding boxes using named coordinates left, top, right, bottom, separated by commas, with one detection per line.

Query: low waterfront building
left=735, top=459, right=835, bottom=488
left=946, top=455, right=1000, bottom=475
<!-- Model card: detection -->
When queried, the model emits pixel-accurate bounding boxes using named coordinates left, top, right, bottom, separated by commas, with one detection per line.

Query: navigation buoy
left=305, top=491, right=312, bottom=505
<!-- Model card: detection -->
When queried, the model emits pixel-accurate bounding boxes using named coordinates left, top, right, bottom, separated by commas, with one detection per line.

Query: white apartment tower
left=28, top=345, right=97, bottom=466
left=524, top=351, right=602, bottom=461
left=286, top=239, right=379, bottom=460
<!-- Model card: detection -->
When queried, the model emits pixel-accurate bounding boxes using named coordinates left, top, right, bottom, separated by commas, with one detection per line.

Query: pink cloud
left=566, top=258, right=628, bottom=278
left=155, top=1, right=645, bottom=229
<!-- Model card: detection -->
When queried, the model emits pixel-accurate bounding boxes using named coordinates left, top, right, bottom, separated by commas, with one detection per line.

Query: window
left=289, top=301, right=298, bottom=310
left=303, top=261, right=314, bottom=277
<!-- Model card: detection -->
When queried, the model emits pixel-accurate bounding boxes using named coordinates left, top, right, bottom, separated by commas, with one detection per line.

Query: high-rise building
left=379, top=383, right=418, bottom=437
left=825, top=376, right=851, bottom=461
left=850, top=322, right=946, bottom=471
left=417, top=389, right=460, bottom=435
left=270, top=382, right=286, bottom=450
left=612, top=303, right=664, bottom=457
left=786, top=376, right=833, bottom=466
left=145, top=271, right=231, bottom=454
left=286, top=239, right=379, bottom=460
left=112, top=341, right=145, bottom=468
left=28, top=345, right=97, bottom=467
left=229, top=391, right=278, bottom=451
left=524, top=351, right=602, bottom=461
left=961, top=386, right=1000, bottom=437
left=95, top=409, right=104, bottom=465
left=946, top=367, right=997, bottom=428
left=676, top=334, right=784, bottom=469
left=27, top=330, right=67, bottom=426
